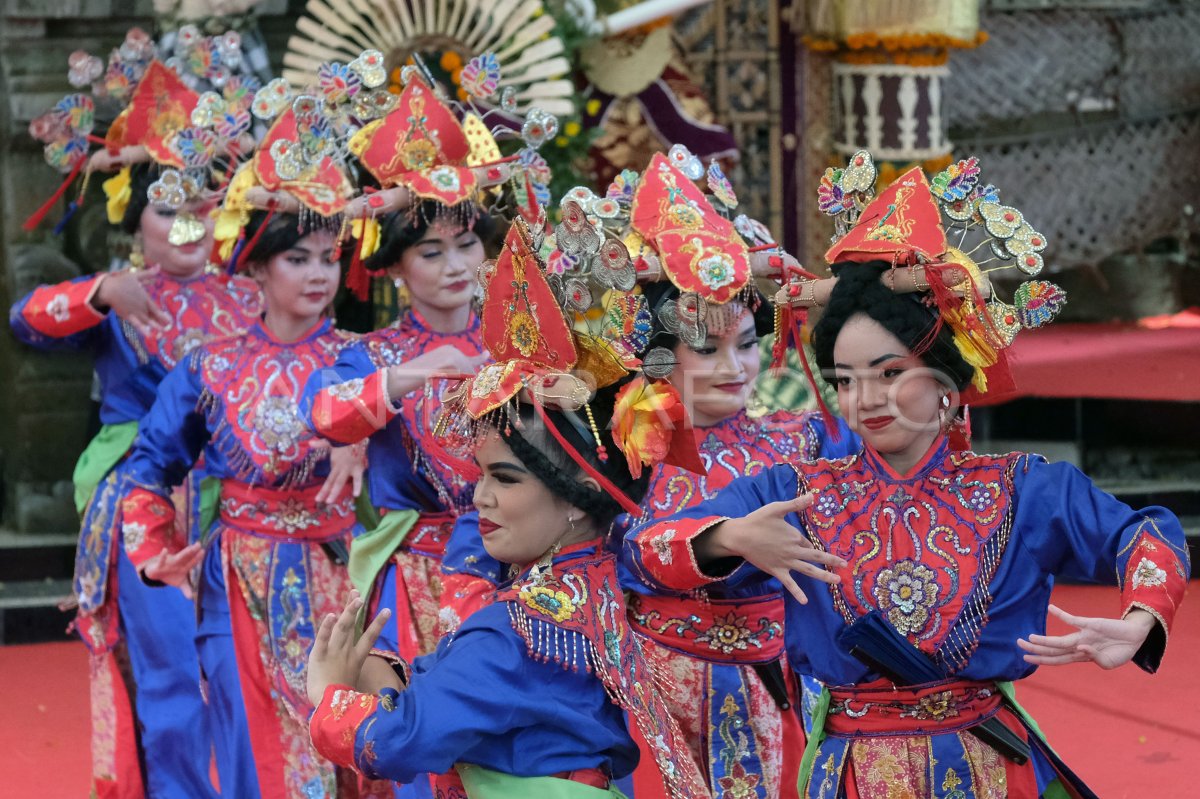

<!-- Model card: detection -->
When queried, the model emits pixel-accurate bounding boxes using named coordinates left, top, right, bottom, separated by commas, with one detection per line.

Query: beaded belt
left=219, top=480, right=355, bottom=541
left=628, top=592, right=787, bottom=665
left=394, top=509, right=455, bottom=557
left=825, top=678, right=1002, bottom=737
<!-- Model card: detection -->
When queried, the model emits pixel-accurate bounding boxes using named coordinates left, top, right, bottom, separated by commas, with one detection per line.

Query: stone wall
left=0, top=1, right=294, bottom=532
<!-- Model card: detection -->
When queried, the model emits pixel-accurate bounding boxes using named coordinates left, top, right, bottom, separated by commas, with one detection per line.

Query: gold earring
left=129, top=237, right=145, bottom=272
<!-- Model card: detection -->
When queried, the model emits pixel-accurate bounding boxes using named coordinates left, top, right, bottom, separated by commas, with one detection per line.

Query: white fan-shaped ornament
left=281, top=0, right=576, bottom=117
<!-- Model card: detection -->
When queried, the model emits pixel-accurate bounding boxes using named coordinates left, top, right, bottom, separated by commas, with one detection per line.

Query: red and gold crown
left=438, top=216, right=703, bottom=510
left=779, top=151, right=1067, bottom=404
left=630, top=152, right=749, bottom=304
left=348, top=78, right=478, bottom=208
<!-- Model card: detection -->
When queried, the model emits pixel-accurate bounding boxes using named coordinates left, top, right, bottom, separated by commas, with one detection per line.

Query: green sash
left=348, top=505, right=420, bottom=604
left=795, top=685, right=832, bottom=794
left=456, top=765, right=627, bottom=798
left=198, top=476, right=221, bottom=543
left=72, top=421, right=139, bottom=515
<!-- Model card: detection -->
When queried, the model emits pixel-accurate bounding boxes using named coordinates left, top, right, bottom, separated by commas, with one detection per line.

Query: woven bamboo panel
left=967, top=113, right=1200, bottom=270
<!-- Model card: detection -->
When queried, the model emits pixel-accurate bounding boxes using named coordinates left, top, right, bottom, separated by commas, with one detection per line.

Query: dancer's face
left=668, top=305, right=760, bottom=427
left=831, top=313, right=948, bottom=473
left=253, top=230, right=340, bottom=325
left=472, top=433, right=588, bottom=566
left=138, top=197, right=216, bottom=278
left=390, top=221, right=484, bottom=313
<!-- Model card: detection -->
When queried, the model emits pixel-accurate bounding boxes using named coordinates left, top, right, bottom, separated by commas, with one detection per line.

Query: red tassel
left=24, top=158, right=85, bottom=232
left=233, top=206, right=275, bottom=272
left=773, top=305, right=840, bottom=440
left=529, top=397, right=642, bottom=517
left=345, top=231, right=372, bottom=302
left=948, top=406, right=972, bottom=452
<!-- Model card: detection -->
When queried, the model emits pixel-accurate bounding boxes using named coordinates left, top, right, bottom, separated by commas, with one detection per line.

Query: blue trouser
left=196, top=535, right=261, bottom=799
left=116, top=544, right=218, bottom=799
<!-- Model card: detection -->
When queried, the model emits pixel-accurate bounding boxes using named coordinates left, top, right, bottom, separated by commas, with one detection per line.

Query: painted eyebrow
left=487, top=461, right=529, bottom=474
left=833, top=353, right=904, bottom=370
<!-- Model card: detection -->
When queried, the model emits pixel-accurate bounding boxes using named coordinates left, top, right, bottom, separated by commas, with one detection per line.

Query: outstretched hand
left=316, top=441, right=366, bottom=505
left=307, top=590, right=393, bottom=707
left=1017, top=604, right=1156, bottom=670
left=141, top=542, right=205, bottom=599
left=701, top=495, right=846, bottom=606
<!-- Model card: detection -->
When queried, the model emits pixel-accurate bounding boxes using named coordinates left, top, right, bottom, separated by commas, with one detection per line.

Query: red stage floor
left=0, top=584, right=1195, bottom=797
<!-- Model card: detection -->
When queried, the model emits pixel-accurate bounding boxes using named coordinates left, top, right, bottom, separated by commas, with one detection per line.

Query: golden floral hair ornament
left=25, top=27, right=263, bottom=237
left=436, top=218, right=663, bottom=517
left=780, top=151, right=1068, bottom=401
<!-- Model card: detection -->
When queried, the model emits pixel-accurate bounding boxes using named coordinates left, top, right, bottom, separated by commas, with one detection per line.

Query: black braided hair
left=639, top=280, right=773, bottom=354
left=498, top=377, right=650, bottom=529
left=810, top=261, right=976, bottom=392
left=120, top=162, right=161, bottom=235
left=362, top=201, right=498, bottom=274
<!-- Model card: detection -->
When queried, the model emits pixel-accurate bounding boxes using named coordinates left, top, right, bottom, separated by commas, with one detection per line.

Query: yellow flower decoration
left=213, top=165, right=257, bottom=261
left=520, top=585, right=577, bottom=623
left=103, top=166, right=132, bottom=224
left=351, top=217, right=381, bottom=259
left=564, top=121, right=582, bottom=138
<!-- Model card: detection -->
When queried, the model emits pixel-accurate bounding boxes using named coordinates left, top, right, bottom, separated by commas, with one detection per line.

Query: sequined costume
left=310, top=541, right=707, bottom=797
left=625, top=436, right=1190, bottom=798
left=305, top=309, right=485, bottom=661
left=622, top=409, right=857, bottom=799
left=119, top=319, right=362, bottom=799
left=9, top=267, right=260, bottom=799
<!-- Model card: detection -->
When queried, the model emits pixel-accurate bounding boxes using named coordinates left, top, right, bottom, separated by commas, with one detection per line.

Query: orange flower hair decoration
left=611, top=377, right=705, bottom=480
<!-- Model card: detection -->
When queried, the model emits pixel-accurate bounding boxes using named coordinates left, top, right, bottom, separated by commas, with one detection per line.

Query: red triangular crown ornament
left=481, top=219, right=577, bottom=370
left=253, top=108, right=351, bottom=216
left=630, top=152, right=748, bottom=304
left=110, top=60, right=198, bottom=167
left=348, top=78, right=476, bottom=205
left=824, top=167, right=948, bottom=266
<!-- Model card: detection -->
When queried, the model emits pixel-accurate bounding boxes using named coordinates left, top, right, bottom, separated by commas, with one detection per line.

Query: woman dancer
left=307, top=219, right=708, bottom=798
left=304, top=75, right=541, bottom=665
left=118, top=106, right=365, bottom=799
left=12, top=42, right=260, bottom=798
left=625, top=159, right=1189, bottom=798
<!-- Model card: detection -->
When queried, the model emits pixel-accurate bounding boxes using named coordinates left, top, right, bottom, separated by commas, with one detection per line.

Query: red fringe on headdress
left=771, top=304, right=840, bottom=440
left=529, top=396, right=643, bottom=517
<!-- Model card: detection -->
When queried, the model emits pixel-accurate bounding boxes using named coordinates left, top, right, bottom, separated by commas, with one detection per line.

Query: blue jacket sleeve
left=121, top=352, right=212, bottom=496
left=1012, top=456, right=1190, bottom=669
left=622, top=465, right=802, bottom=593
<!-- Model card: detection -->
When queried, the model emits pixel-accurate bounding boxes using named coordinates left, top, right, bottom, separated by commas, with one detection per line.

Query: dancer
left=625, top=156, right=1190, bottom=798
left=304, top=74, right=547, bottom=663
left=13, top=34, right=261, bottom=799
left=308, top=218, right=709, bottom=798
left=118, top=102, right=365, bottom=799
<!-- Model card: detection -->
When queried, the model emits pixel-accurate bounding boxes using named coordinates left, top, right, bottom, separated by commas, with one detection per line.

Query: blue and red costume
left=304, top=309, right=486, bottom=661
left=621, top=409, right=857, bottom=799
left=625, top=436, right=1189, bottom=798
left=9, top=268, right=260, bottom=799
left=119, top=319, right=362, bottom=799
left=310, top=541, right=710, bottom=798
